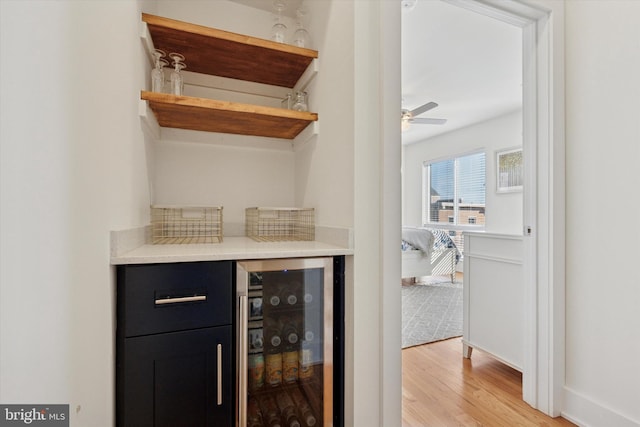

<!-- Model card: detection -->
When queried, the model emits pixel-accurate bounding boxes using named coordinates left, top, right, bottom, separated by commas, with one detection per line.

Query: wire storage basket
left=151, top=205, right=223, bottom=244
left=245, top=207, right=315, bottom=242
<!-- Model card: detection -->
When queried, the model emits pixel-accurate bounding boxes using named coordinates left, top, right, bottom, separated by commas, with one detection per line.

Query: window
left=423, top=151, right=486, bottom=228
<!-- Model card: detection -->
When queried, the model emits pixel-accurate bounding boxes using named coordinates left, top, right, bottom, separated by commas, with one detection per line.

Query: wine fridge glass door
left=237, top=257, right=333, bottom=427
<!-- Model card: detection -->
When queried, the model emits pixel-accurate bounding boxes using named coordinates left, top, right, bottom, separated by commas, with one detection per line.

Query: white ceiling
left=402, top=0, right=522, bottom=144
left=229, top=0, right=523, bottom=145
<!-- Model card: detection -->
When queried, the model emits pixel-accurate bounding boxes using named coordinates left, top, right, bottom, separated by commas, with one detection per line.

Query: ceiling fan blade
left=410, top=102, right=438, bottom=117
left=411, top=117, right=447, bottom=125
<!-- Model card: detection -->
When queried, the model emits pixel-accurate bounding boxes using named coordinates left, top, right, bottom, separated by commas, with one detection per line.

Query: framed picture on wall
left=496, top=147, right=523, bottom=193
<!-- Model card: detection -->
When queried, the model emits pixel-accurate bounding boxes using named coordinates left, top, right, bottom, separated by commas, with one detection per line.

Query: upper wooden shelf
left=141, top=91, right=318, bottom=139
left=142, top=13, right=318, bottom=88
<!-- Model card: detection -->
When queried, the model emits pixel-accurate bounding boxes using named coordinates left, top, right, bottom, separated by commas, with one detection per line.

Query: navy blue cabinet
left=116, top=261, right=235, bottom=427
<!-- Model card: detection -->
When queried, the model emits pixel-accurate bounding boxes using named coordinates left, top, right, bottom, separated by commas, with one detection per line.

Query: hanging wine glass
left=151, top=49, right=167, bottom=93
left=271, top=0, right=288, bottom=43
left=168, top=52, right=186, bottom=96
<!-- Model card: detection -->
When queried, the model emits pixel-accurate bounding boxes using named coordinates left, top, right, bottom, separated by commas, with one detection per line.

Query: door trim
left=411, top=0, right=565, bottom=416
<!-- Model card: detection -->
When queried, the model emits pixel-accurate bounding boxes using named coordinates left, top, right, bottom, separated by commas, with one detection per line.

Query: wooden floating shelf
left=141, top=91, right=318, bottom=140
left=142, top=13, right=318, bottom=88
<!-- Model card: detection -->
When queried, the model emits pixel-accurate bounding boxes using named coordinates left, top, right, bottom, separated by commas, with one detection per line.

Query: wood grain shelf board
left=142, top=13, right=318, bottom=89
left=141, top=91, right=318, bottom=139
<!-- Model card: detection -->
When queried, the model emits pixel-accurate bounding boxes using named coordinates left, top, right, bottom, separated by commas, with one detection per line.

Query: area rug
left=402, top=279, right=463, bottom=348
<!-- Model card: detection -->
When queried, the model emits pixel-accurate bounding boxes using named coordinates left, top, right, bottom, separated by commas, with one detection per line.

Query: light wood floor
left=402, top=338, right=576, bottom=426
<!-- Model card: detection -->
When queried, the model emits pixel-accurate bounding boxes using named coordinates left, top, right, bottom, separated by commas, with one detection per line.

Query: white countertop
left=111, top=236, right=353, bottom=265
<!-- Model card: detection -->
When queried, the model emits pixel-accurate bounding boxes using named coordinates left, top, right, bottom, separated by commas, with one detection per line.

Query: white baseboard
left=562, top=387, right=640, bottom=427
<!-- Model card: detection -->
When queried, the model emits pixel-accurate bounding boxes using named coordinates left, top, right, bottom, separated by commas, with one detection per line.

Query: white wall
left=156, top=0, right=277, bottom=41
left=293, top=1, right=355, bottom=229
left=352, top=3, right=383, bottom=425
left=153, top=138, right=296, bottom=235
left=403, top=110, right=523, bottom=235
left=563, top=2, right=640, bottom=425
left=0, top=1, right=152, bottom=424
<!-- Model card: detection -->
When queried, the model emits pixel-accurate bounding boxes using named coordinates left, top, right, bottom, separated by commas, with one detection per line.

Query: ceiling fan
left=401, top=101, right=447, bottom=130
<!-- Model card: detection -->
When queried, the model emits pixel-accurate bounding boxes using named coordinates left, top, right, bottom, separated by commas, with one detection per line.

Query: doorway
left=401, top=0, right=525, bottom=407
left=388, top=0, right=565, bottom=419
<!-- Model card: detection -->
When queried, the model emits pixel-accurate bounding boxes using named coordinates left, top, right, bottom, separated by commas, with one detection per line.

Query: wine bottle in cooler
left=276, top=390, right=301, bottom=427
left=298, top=345, right=314, bottom=382
left=267, top=284, right=282, bottom=307
left=299, top=319, right=315, bottom=381
left=303, top=326, right=315, bottom=343
left=265, top=351, right=283, bottom=388
left=264, top=317, right=283, bottom=387
left=269, top=283, right=297, bottom=307
left=290, top=387, right=317, bottom=427
left=275, top=282, right=298, bottom=306
left=257, top=393, right=283, bottom=427
left=282, top=348, right=299, bottom=384
left=280, top=315, right=300, bottom=384
left=285, top=281, right=300, bottom=306
left=280, top=315, right=299, bottom=346
left=302, top=289, right=313, bottom=304
left=264, top=317, right=283, bottom=349
left=249, top=327, right=264, bottom=352
left=247, top=396, right=264, bottom=427
left=248, top=353, right=264, bottom=391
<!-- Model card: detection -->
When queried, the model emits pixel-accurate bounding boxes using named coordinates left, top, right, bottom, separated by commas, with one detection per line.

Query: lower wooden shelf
left=140, top=91, right=318, bottom=140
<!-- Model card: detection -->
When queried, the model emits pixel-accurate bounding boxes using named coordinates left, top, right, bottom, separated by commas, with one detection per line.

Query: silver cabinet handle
left=217, top=343, right=223, bottom=406
left=154, top=295, right=207, bottom=305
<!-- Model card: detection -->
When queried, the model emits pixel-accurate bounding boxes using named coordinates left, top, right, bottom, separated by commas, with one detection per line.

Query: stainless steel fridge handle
left=238, top=295, right=248, bottom=427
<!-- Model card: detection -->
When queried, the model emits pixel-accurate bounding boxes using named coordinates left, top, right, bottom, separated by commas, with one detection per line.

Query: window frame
left=422, top=149, right=487, bottom=232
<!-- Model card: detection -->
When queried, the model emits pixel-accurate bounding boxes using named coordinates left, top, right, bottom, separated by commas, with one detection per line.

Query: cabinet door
left=120, top=326, right=233, bottom=427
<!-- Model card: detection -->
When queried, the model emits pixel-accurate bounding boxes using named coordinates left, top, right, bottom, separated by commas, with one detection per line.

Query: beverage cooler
left=236, top=257, right=344, bottom=427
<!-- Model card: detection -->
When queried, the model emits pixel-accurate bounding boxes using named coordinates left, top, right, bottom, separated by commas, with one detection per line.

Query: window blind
left=424, top=152, right=486, bottom=227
